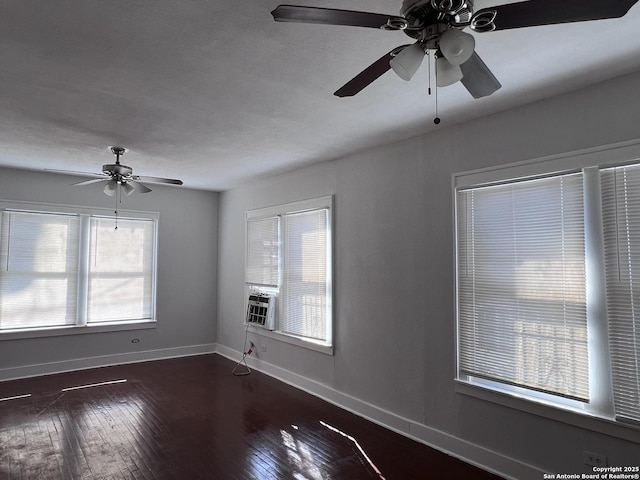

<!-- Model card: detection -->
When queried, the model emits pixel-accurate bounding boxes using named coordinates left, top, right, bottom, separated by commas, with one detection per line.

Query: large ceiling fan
left=59, top=146, right=183, bottom=196
left=271, top=0, right=639, bottom=103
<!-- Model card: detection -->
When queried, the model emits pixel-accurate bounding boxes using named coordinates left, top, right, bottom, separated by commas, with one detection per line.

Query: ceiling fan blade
left=473, top=0, right=639, bottom=31
left=46, top=168, right=104, bottom=178
left=334, top=45, right=413, bottom=97
left=130, top=181, right=152, bottom=193
left=72, top=178, right=109, bottom=186
left=460, top=52, right=502, bottom=99
left=133, top=175, right=183, bottom=186
left=271, top=5, right=407, bottom=30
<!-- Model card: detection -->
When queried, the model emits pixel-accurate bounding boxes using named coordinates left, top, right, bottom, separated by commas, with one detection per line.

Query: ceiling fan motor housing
left=401, top=0, right=473, bottom=43
left=102, top=164, right=133, bottom=177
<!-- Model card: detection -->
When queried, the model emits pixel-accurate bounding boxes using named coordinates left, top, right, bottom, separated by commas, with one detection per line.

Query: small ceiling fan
left=60, top=146, right=183, bottom=196
left=271, top=0, right=639, bottom=101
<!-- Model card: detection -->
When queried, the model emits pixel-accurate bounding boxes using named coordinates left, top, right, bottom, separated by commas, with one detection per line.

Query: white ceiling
left=1, top=0, right=640, bottom=191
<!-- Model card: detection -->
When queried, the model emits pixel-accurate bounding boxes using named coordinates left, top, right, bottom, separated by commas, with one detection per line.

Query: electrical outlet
left=261, top=344, right=267, bottom=353
left=583, top=451, right=607, bottom=467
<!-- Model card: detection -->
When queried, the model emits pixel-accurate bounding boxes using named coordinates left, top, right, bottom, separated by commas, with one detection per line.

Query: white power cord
left=232, top=325, right=254, bottom=376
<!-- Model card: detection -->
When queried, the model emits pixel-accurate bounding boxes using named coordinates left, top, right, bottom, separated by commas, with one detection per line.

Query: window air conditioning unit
left=246, top=293, right=275, bottom=330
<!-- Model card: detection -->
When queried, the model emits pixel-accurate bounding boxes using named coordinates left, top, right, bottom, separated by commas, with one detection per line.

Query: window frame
left=0, top=199, right=158, bottom=341
left=453, top=139, right=640, bottom=442
left=456, top=172, right=591, bottom=402
left=245, top=196, right=333, bottom=355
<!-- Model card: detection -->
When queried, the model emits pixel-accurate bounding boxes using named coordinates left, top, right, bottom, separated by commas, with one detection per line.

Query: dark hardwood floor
left=0, top=354, right=502, bottom=479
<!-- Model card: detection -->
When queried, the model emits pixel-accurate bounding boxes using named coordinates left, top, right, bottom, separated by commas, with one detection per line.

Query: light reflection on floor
left=0, top=393, right=32, bottom=402
left=280, top=428, right=325, bottom=480
left=246, top=445, right=281, bottom=480
left=245, top=421, right=387, bottom=480
left=60, top=378, right=128, bottom=392
left=320, top=420, right=386, bottom=480
left=0, top=379, right=146, bottom=479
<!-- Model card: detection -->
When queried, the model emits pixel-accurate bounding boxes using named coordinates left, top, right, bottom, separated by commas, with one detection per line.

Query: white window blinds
left=87, top=217, right=155, bottom=323
left=246, top=216, right=279, bottom=288
left=0, top=210, right=80, bottom=330
left=0, top=204, right=158, bottom=335
left=457, top=174, right=589, bottom=400
left=601, top=164, right=640, bottom=423
left=281, top=208, right=329, bottom=342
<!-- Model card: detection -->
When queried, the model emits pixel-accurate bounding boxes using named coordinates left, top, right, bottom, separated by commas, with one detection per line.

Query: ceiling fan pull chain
left=433, top=55, right=441, bottom=125
left=114, top=184, right=119, bottom=230
left=427, top=51, right=432, bottom=95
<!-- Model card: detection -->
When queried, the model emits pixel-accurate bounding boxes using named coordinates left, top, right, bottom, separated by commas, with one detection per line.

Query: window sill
left=0, top=320, right=157, bottom=341
left=247, top=325, right=334, bottom=356
left=455, top=379, right=639, bottom=444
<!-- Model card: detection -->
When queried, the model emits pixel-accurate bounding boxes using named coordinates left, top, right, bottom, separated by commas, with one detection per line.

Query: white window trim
left=454, top=380, right=638, bottom=443
left=247, top=324, right=333, bottom=355
left=0, top=320, right=156, bottom=341
left=245, top=196, right=334, bottom=354
left=452, top=139, right=640, bottom=442
left=0, top=199, right=159, bottom=341
left=453, top=138, right=640, bottom=190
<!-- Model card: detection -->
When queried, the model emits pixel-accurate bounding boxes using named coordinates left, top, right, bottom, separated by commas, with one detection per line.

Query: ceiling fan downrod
left=111, top=146, right=125, bottom=164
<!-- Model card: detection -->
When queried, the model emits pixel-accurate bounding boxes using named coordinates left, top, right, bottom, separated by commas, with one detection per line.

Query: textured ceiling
left=1, top=0, right=640, bottom=191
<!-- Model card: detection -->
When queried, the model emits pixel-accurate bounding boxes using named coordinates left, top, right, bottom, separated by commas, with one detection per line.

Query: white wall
left=217, top=70, right=640, bottom=478
left=0, top=167, right=219, bottom=377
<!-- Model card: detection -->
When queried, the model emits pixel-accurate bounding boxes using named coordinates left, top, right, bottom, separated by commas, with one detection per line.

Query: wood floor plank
left=0, top=354, right=502, bottom=479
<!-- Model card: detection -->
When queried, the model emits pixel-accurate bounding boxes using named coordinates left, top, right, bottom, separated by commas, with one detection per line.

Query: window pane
left=601, top=165, right=640, bottom=423
left=457, top=174, right=589, bottom=400
left=281, top=209, right=328, bottom=342
left=87, top=217, right=155, bottom=323
left=0, top=211, right=79, bottom=330
left=246, top=216, right=279, bottom=288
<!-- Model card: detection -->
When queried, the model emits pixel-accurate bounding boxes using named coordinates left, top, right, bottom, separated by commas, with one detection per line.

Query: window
left=0, top=202, right=157, bottom=337
left=455, top=152, right=640, bottom=429
left=87, top=217, right=155, bottom=323
left=457, top=174, right=589, bottom=401
left=601, top=165, right=640, bottom=424
left=245, top=196, right=332, bottom=350
left=0, top=210, right=80, bottom=330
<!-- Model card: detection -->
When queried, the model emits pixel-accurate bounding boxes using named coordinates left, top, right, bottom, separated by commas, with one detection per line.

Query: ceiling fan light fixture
left=390, top=43, right=425, bottom=81
left=439, top=28, right=475, bottom=66
left=436, top=56, right=463, bottom=87
left=121, top=182, right=135, bottom=196
left=103, top=179, right=117, bottom=196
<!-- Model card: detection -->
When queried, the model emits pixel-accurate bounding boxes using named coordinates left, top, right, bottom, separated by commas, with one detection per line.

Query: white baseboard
left=216, top=344, right=543, bottom=480
left=0, top=343, right=217, bottom=382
